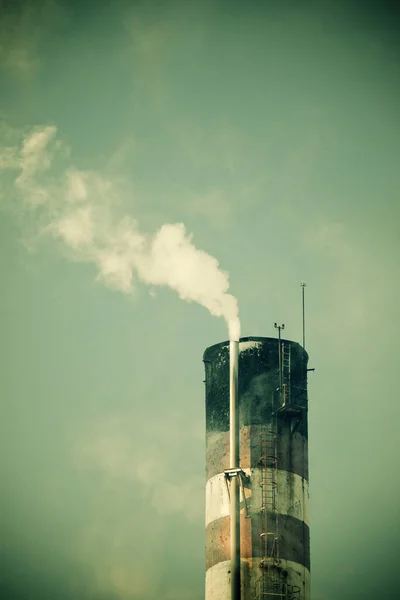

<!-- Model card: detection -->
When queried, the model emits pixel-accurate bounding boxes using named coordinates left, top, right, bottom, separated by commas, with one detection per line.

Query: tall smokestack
left=229, top=341, right=240, bottom=600
left=204, top=337, right=310, bottom=600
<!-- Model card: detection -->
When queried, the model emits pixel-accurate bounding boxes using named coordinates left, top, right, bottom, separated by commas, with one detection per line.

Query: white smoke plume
left=0, top=123, right=240, bottom=340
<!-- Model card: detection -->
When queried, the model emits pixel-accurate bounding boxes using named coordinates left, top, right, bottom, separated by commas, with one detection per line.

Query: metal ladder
left=281, top=343, right=291, bottom=407
left=258, top=419, right=281, bottom=598
left=254, top=343, right=302, bottom=599
left=254, top=581, right=301, bottom=599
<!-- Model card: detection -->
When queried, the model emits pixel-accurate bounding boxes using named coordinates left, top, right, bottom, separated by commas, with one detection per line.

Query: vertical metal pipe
left=229, top=341, right=240, bottom=600
left=278, top=327, right=282, bottom=393
left=229, top=341, right=239, bottom=469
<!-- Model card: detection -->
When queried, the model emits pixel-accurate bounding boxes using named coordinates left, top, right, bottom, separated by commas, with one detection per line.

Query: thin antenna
left=301, top=282, right=306, bottom=349
left=274, top=323, right=285, bottom=396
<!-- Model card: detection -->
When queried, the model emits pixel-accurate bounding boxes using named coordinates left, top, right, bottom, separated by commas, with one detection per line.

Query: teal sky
left=1, top=1, right=399, bottom=599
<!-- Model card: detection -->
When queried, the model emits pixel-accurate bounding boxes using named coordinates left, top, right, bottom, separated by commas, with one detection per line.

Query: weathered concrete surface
left=206, top=512, right=310, bottom=571
left=204, top=337, right=308, bottom=433
left=206, top=469, right=309, bottom=527
left=206, top=425, right=308, bottom=480
left=205, top=559, right=310, bottom=600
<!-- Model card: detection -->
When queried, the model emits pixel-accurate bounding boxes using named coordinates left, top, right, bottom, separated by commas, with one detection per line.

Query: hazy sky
left=1, top=1, right=399, bottom=599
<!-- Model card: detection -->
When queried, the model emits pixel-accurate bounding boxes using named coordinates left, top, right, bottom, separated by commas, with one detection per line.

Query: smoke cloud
left=0, top=124, right=240, bottom=340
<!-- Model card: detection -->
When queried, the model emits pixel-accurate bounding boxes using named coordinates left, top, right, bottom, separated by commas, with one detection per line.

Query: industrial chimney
left=203, top=336, right=310, bottom=600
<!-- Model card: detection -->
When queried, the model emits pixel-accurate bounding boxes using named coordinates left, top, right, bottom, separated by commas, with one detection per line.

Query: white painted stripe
left=205, top=469, right=310, bottom=527
left=205, top=559, right=310, bottom=600
left=205, top=468, right=250, bottom=528
left=205, top=560, right=230, bottom=600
